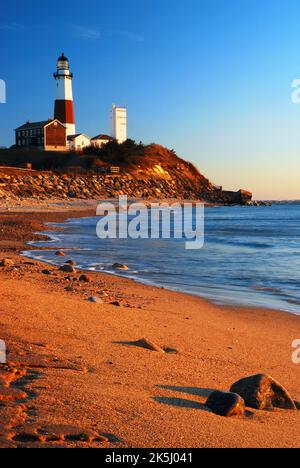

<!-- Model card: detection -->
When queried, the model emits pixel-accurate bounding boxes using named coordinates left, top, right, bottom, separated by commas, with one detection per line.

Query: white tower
left=110, top=105, right=127, bottom=143
left=54, top=53, right=76, bottom=136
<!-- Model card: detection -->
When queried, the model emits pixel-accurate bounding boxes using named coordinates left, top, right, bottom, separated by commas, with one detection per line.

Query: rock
left=133, top=338, right=165, bottom=353
left=230, top=374, right=297, bottom=410
left=294, top=401, right=300, bottom=410
left=55, top=251, right=65, bottom=257
left=110, top=301, right=121, bottom=307
left=42, top=270, right=51, bottom=276
left=59, top=265, right=77, bottom=274
left=88, top=297, right=103, bottom=304
left=206, top=391, right=245, bottom=417
left=98, top=291, right=108, bottom=297
left=112, top=263, right=129, bottom=271
left=0, top=258, right=14, bottom=267
left=79, top=274, right=92, bottom=283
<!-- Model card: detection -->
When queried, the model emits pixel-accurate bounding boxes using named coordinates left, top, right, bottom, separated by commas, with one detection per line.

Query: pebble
left=55, top=252, right=65, bottom=257
left=133, top=338, right=165, bottom=353
left=79, top=274, right=92, bottom=283
left=59, top=265, right=77, bottom=274
left=88, top=297, right=103, bottom=304
left=110, top=301, right=121, bottom=307
left=42, top=270, right=51, bottom=275
left=98, top=291, right=108, bottom=297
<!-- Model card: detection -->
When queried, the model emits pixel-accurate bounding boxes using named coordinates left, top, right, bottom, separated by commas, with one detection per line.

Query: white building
left=90, top=134, right=115, bottom=149
left=110, top=105, right=127, bottom=143
left=67, top=134, right=90, bottom=151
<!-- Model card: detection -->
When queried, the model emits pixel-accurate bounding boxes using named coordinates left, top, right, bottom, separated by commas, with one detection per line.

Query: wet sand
left=0, top=201, right=299, bottom=448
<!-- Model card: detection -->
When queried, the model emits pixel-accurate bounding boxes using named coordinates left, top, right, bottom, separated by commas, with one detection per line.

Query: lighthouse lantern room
left=54, top=53, right=76, bottom=137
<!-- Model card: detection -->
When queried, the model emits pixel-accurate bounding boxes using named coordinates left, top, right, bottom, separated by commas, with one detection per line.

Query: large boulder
left=230, top=374, right=296, bottom=410
left=206, top=391, right=245, bottom=417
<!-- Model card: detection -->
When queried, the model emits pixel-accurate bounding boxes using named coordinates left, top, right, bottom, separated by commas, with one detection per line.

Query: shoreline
left=0, top=200, right=300, bottom=448
left=20, top=202, right=299, bottom=318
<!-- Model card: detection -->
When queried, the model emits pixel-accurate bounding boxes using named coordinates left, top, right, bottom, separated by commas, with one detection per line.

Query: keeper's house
left=90, top=134, right=115, bottom=149
left=15, top=119, right=67, bottom=151
left=68, top=133, right=91, bottom=151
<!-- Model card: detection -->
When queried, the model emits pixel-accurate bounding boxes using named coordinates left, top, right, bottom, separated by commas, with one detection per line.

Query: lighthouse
left=54, top=53, right=76, bottom=136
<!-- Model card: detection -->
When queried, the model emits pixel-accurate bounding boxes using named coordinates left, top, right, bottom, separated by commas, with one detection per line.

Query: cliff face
left=0, top=144, right=252, bottom=204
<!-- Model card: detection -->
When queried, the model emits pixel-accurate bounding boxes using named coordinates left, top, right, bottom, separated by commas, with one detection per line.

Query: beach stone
left=42, top=269, right=51, bottom=275
left=294, top=401, right=300, bottom=410
left=55, top=251, right=65, bottom=257
left=133, top=338, right=165, bottom=353
left=110, top=301, right=121, bottom=307
left=98, top=291, right=108, bottom=297
left=230, top=374, right=297, bottom=410
left=206, top=391, right=245, bottom=417
left=59, top=265, right=77, bottom=274
left=0, top=258, right=14, bottom=268
left=79, top=274, right=92, bottom=283
left=112, top=263, right=129, bottom=271
left=88, top=297, right=103, bottom=304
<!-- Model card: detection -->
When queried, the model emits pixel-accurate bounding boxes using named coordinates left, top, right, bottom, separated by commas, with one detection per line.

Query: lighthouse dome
left=57, top=53, right=69, bottom=70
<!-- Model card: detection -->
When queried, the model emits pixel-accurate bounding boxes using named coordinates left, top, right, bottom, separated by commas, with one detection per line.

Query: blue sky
left=1, top=0, right=300, bottom=199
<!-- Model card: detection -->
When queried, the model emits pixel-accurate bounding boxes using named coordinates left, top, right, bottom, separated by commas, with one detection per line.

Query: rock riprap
left=230, top=374, right=297, bottom=410
left=206, top=391, right=245, bottom=417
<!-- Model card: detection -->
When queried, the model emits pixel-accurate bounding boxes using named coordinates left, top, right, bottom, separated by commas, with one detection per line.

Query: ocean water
left=23, top=204, right=300, bottom=314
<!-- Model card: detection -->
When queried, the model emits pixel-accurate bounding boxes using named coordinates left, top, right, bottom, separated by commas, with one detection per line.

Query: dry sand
left=0, top=201, right=299, bottom=448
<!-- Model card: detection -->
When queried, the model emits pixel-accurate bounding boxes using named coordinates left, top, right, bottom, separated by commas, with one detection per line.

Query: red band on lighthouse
left=54, top=100, right=75, bottom=124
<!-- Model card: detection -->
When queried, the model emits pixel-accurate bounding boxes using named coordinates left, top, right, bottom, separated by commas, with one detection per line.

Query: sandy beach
left=0, top=201, right=299, bottom=448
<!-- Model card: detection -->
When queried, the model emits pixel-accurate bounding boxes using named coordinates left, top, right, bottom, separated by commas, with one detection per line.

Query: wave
left=22, top=204, right=300, bottom=315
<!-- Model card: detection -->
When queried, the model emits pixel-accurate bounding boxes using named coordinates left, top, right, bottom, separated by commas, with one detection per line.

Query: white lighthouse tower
left=54, top=53, right=76, bottom=136
left=110, top=104, right=127, bottom=143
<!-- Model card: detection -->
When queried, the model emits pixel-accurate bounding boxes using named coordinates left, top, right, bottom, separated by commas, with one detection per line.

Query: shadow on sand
left=154, top=385, right=255, bottom=417
left=153, top=385, right=216, bottom=412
